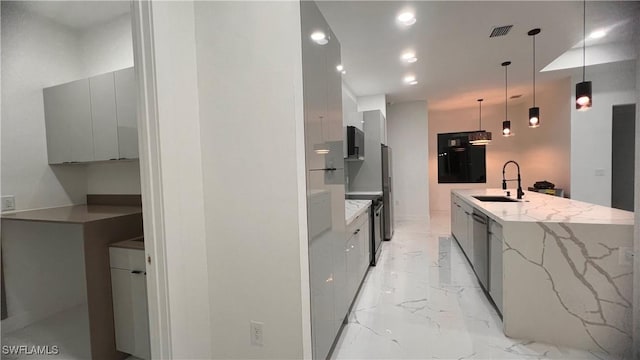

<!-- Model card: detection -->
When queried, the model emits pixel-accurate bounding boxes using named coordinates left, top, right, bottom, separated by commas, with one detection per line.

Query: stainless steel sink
left=473, top=195, right=519, bottom=202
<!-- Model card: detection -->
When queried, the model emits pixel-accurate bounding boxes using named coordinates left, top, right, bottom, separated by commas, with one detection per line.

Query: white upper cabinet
left=43, top=79, right=92, bottom=164
left=114, top=68, right=138, bottom=160
left=43, top=67, right=138, bottom=164
left=90, top=73, right=119, bottom=161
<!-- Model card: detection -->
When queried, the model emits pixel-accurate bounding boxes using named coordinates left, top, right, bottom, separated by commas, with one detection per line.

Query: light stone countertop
left=345, top=199, right=371, bottom=226
left=345, top=191, right=383, bottom=197
left=453, top=188, right=633, bottom=225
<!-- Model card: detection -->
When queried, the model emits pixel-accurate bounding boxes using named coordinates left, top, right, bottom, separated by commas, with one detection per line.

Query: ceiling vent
left=490, top=25, right=513, bottom=38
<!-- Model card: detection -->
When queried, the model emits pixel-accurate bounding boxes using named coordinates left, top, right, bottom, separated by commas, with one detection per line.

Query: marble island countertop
left=453, top=188, right=633, bottom=226
left=345, top=199, right=371, bottom=225
left=451, top=188, right=634, bottom=356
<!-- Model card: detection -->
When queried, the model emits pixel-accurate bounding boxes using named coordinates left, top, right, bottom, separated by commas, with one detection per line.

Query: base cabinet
left=345, top=210, right=370, bottom=304
left=451, top=194, right=473, bottom=262
left=109, top=247, right=150, bottom=360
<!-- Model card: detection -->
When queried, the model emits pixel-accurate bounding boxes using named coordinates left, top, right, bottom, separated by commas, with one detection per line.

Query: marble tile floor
left=330, top=211, right=626, bottom=360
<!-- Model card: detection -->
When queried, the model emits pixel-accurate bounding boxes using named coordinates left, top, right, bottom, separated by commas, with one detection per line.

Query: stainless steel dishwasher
left=472, top=210, right=489, bottom=291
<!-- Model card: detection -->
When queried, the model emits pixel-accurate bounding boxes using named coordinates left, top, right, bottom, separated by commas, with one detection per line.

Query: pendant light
left=469, top=99, right=492, bottom=145
left=528, top=28, right=541, bottom=128
left=576, top=0, right=592, bottom=110
left=502, top=61, right=513, bottom=137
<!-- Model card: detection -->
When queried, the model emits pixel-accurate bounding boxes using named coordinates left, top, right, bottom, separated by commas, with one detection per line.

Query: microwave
left=346, top=126, right=365, bottom=160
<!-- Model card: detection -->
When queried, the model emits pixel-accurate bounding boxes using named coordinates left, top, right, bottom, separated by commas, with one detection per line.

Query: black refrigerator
left=381, top=144, right=394, bottom=240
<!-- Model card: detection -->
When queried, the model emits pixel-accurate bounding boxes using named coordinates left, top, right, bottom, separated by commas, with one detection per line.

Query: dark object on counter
left=502, top=160, right=524, bottom=200
left=533, top=180, right=555, bottom=189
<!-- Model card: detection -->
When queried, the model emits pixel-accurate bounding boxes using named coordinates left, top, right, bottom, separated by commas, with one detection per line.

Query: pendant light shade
left=502, top=61, right=513, bottom=137
left=469, top=99, right=492, bottom=145
left=575, top=0, right=592, bottom=110
left=503, top=121, right=512, bottom=136
left=576, top=81, right=592, bottom=110
left=528, top=107, right=540, bottom=127
left=528, top=28, right=541, bottom=128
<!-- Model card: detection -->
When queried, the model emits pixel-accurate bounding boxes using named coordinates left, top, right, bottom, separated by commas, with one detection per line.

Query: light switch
left=1, top=196, right=15, bottom=211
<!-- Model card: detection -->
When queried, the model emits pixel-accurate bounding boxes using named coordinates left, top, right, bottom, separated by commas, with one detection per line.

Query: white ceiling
left=13, top=1, right=130, bottom=30
left=316, top=1, right=640, bottom=111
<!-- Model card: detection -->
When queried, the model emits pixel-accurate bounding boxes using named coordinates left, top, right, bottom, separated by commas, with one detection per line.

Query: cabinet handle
left=119, top=157, right=128, bottom=160
left=109, top=158, right=118, bottom=161
left=354, top=229, right=360, bottom=235
left=131, top=270, right=145, bottom=275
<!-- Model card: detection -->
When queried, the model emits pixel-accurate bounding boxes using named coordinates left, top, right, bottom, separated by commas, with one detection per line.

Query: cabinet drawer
left=109, top=247, right=145, bottom=271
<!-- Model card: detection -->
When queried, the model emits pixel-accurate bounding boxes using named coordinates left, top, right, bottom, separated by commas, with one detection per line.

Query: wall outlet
left=250, top=321, right=264, bottom=346
left=619, top=247, right=633, bottom=266
left=594, top=169, right=605, bottom=176
left=1, top=196, right=15, bottom=211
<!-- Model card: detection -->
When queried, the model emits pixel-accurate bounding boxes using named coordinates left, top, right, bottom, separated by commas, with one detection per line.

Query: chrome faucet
left=502, top=160, right=524, bottom=200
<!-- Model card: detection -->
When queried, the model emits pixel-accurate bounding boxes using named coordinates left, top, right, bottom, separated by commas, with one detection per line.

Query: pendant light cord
left=505, top=65, right=508, bottom=120
left=479, top=100, right=482, bottom=130
left=582, top=0, right=586, bottom=82
left=533, top=35, right=536, bottom=106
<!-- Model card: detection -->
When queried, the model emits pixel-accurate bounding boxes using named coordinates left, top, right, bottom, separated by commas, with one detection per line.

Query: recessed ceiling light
left=589, top=29, right=607, bottom=39
left=403, top=75, right=416, bottom=83
left=401, top=52, right=418, bottom=63
left=408, top=80, right=418, bottom=85
left=310, top=31, right=328, bottom=45
left=397, top=12, right=416, bottom=26
left=341, top=70, right=346, bottom=75
left=336, top=64, right=344, bottom=71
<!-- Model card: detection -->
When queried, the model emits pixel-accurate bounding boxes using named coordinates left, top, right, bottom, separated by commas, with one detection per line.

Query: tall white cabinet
left=301, top=2, right=348, bottom=359
left=43, top=67, right=138, bottom=164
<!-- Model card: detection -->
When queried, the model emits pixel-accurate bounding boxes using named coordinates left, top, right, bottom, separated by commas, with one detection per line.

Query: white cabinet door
left=68, top=80, right=94, bottom=162
left=111, top=269, right=151, bottom=359
left=89, top=73, right=119, bottom=161
left=359, top=216, right=370, bottom=279
left=114, top=67, right=138, bottom=159
left=43, top=79, right=92, bottom=164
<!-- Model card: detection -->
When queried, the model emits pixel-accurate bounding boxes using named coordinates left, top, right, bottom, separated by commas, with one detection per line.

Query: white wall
left=81, top=13, right=134, bottom=77
left=357, top=94, right=386, bottom=117
left=86, top=161, right=141, bottom=194
left=141, top=1, right=213, bottom=357
left=428, top=78, right=571, bottom=212
left=571, top=61, right=637, bottom=207
left=1, top=3, right=88, bottom=211
left=193, top=1, right=310, bottom=359
left=387, top=101, right=429, bottom=221
left=342, top=82, right=362, bottom=130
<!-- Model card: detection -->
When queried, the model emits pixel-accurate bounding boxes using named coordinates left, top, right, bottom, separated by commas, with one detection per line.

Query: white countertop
left=345, top=199, right=371, bottom=225
left=453, top=188, right=633, bottom=226
left=345, top=191, right=383, bottom=196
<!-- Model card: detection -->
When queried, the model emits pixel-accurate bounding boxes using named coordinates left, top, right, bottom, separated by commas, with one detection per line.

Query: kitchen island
left=451, top=189, right=634, bottom=358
